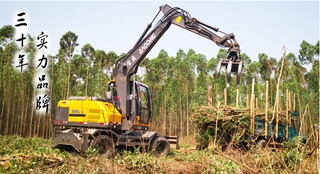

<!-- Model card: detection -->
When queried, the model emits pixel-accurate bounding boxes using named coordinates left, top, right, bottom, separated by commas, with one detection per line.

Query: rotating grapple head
left=215, top=50, right=243, bottom=88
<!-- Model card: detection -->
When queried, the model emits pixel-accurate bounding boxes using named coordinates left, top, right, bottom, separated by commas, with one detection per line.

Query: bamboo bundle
left=191, top=105, right=293, bottom=150
left=191, top=106, right=251, bottom=150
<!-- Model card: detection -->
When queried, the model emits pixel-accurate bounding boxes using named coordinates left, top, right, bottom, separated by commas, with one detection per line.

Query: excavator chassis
left=52, top=126, right=179, bottom=157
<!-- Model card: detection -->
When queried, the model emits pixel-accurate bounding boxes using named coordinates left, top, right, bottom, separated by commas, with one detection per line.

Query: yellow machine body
left=55, top=97, right=122, bottom=126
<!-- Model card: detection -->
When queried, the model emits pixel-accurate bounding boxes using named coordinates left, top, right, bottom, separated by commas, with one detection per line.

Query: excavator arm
left=114, top=4, right=243, bottom=130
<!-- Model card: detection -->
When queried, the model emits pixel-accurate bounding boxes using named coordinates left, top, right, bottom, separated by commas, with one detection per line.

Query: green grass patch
left=0, top=135, right=317, bottom=173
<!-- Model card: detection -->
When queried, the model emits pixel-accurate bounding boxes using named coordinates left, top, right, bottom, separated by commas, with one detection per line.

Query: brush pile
left=191, top=106, right=251, bottom=150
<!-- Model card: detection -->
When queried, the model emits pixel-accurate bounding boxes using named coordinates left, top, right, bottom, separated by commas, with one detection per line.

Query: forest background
left=0, top=24, right=319, bottom=146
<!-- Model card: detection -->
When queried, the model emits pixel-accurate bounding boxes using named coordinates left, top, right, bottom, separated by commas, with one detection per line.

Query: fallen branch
left=212, top=150, right=259, bottom=174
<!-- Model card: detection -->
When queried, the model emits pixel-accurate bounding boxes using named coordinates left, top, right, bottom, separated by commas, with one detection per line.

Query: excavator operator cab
left=136, top=83, right=152, bottom=125
left=107, top=81, right=152, bottom=129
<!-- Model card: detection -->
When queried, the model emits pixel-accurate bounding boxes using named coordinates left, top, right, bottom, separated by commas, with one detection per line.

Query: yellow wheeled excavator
left=52, top=4, right=243, bottom=158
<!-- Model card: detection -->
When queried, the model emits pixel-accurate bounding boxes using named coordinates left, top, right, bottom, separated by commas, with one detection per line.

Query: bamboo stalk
left=265, top=81, right=268, bottom=137
left=275, top=97, right=279, bottom=138
left=288, top=91, right=291, bottom=111
left=224, top=88, right=227, bottom=106
left=213, top=103, right=220, bottom=147
left=250, top=78, right=255, bottom=133
left=208, top=85, right=212, bottom=107
left=299, top=104, right=309, bottom=135
left=187, top=89, right=189, bottom=139
left=286, top=88, right=289, bottom=140
left=288, top=91, right=292, bottom=135
left=293, top=93, right=296, bottom=110
left=236, top=88, right=239, bottom=107
left=274, top=46, right=286, bottom=139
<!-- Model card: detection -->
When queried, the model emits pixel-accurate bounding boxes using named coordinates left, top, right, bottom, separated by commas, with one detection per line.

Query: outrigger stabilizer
left=216, top=48, right=243, bottom=88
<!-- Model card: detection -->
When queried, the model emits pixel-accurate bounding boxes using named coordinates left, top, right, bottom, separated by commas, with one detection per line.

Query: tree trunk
left=162, top=86, right=166, bottom=135
left=66, top=63, right=71, bottom=98
left=179, top=91, right=183, bottom=137
left=186, top=90, right=189, bottom=140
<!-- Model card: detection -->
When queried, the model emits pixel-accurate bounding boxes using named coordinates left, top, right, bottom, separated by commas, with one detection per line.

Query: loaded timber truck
left=52, top=4, right=243, bottom=157
left=253, top=111, right=306, bottom=149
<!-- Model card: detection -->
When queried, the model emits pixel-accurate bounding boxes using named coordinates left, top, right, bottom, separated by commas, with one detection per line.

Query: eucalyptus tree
left=143, top=49, right=169, bottom=135
left=258, top=53, right=277, bottom=82
left=257, top=53, right=277, bottom=106
left=0, top=25, right=14, bottom=46
left=298, top=40, right=317, bottom=65
left=94, top=49, right=113, bottom=96
left=70, top=54, right=86, bottom=96
left=58, top=31, right=78, bottom=99
left=165, top=54, right=178, bottom=135
left=0, top=25, right=15, bottom=135
left=104, top=51, right=118, bottom=79
left=184, top=49, right=198, bottom=136
left=0, top=25, right=39, bottom=137
left=305, top=60, right=319, bottom=123
left=300, top=41, right=319, bottom=121
left=193, top=52, right=207, bottom=106
left=81, top=44, right=95, bottom=96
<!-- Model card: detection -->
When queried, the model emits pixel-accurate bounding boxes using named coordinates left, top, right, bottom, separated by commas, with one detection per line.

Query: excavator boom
left=115, top=4, right=243, bottom=130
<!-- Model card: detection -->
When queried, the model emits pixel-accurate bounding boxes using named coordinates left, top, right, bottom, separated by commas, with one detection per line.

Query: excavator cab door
left=136, top=83, right=152, bottom=125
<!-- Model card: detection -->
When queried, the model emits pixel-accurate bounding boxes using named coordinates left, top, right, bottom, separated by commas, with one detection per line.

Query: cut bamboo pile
left=191, top=105, right=294, bottom=150
left=192, top=47, right=305, bottom=150
left=191, top=106, right=251, bottom=150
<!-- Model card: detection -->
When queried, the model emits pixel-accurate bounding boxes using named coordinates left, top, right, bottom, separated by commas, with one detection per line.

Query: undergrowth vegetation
left=0, top=135, right=318, bottom=173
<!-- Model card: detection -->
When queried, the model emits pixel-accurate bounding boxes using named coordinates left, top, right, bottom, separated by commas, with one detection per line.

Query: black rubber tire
left=151, top=136, right=170, bottom=157
left=256, top=139, right=267, bottom=150
left=91, top=135, right=115, bottom=159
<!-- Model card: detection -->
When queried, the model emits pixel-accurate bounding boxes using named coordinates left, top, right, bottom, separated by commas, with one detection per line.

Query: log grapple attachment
left=216, top=50, right=243, bottom=87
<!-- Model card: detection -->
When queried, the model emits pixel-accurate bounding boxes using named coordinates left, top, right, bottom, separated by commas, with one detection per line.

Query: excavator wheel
left=151, top=136, right=170, bottom=157
left=91, top=135, right=116, bottom=159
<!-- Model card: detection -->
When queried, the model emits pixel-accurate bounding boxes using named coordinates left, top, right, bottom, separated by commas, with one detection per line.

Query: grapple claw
left=215, top=50, right=243, bottom=88
left=215, top=60, right=223, bottom=78
left=226, top=61, right=232, bottom=87
left=236, top=61, right=243, bottom=87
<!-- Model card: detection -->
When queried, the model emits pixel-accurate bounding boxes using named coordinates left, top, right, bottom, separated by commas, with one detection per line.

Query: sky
left=0, top=1, right=319, bottom=63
